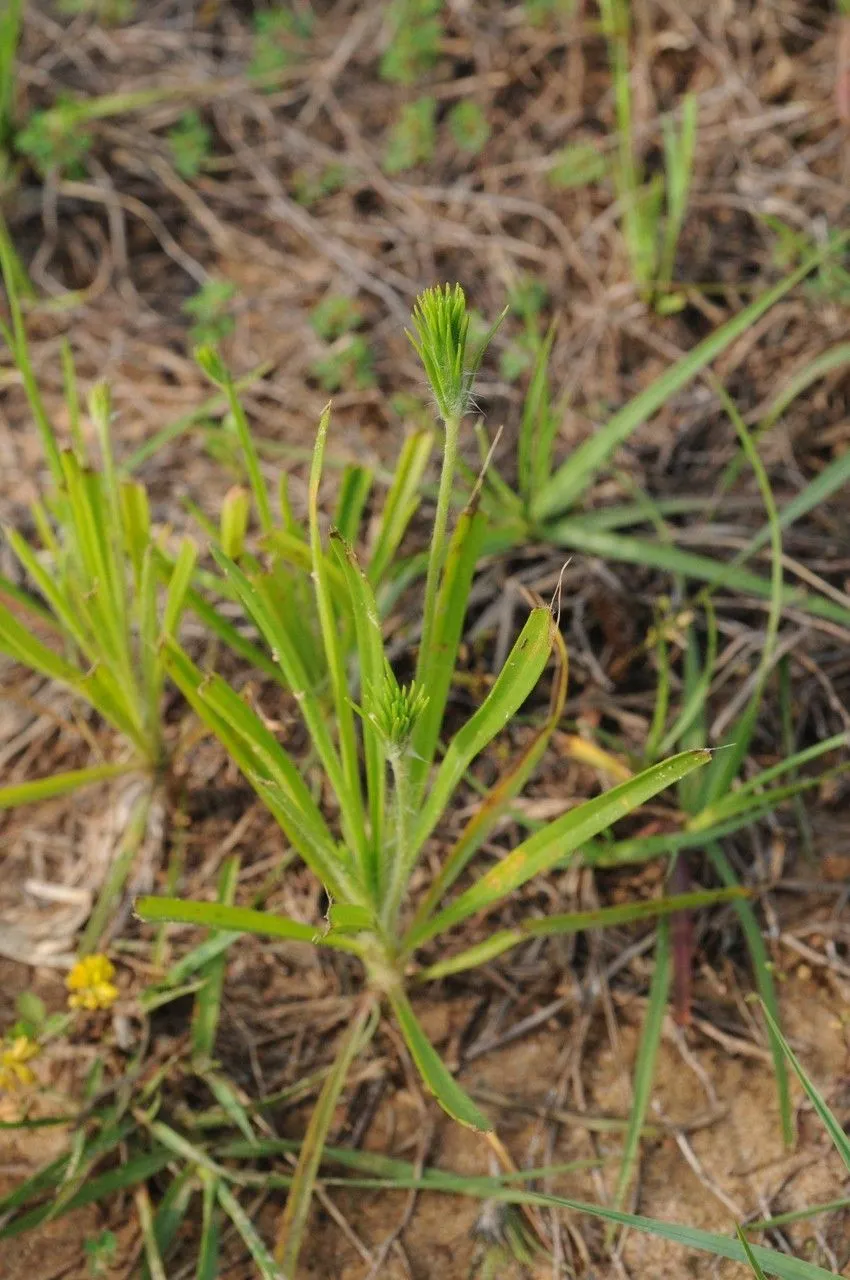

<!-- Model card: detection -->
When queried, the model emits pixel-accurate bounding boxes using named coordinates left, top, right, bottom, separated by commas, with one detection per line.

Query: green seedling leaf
left=407, top=624, right=569, bottom=941
left=410, top=503, right=488, bottom=793
left=196, top=1172, right=220, bottom=1280
left=388, top=985, right=492, bottom=1131
left=0, top=1149, right=173, bottom=1239
left=367, top=428, right=434, bottom=585
left=333, top=464, right=373, bottom=544
left=541, top=518, right=850, bottom=628
left=612, top=921, right=672, bottom=1229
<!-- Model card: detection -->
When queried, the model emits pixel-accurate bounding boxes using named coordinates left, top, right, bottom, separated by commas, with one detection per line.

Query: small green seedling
left=138, top=284, right=716, bottom=1276
left=380, top=0, right=444, bottom=85
left=448, top=100, right=490, bottom=154
left=292, top=161, right=349, bottom=206
left=249, top=8, right=315, bottom=83
left=182, top=279, right=237, bottom=346
left=383, top=96, right=437, bottom=173
left=167, top=109, right=212, bottom=180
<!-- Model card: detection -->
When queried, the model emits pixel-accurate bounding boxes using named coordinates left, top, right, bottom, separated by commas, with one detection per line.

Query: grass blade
left=406, top=624, right=568, bottom=943
left=409, top=502, right=488, bottom=796
left=191, top=856, right=238, bottom=1063
left=217, top=1182, right=282, bottom=1280
left=410, top=607, right=555, bottom=862
left=419, top=749, right=710, bottom=943
left=0, top=762, right=139, bottom=810
left=612, top=921, right=672, bottom=1224
left=533, top=237, right=850, bottom=522
left=760, top=1002, right=850, bottom=1171
left=540, top=519, right=850, bottom=628
left=274, top=1001, right=375, bottom=1274
left=368, top=429, right=433, bottom=585
left=707, top=843, right=793, bottom=1146
left=738, top=1224, right=770, bottom=1279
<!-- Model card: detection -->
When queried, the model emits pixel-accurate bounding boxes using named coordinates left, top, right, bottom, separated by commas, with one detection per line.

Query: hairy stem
left=416, top=412, right=460, bottom=687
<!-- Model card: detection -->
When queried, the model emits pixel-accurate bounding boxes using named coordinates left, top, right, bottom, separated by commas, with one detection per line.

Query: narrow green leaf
left=140, top=1169, right=194, bottom=1280
left=409, top=503, right=488, bottom=794
left=368, top=428, right=434, bottom=585
left=134, top=896, right=364, bottom=956
left=541, top=519, right=850, bottom=628
left=192, top=856, right=238, bottom=1062
left=388, top=985, right=492, bottom=1131
left=217, top=1183, right=282, bottom=1280
left=738, top=1224, right=769, bottom=1280
left=418, top=887, right=747, bottom=980
left=760, top=1002, right=850, bottom=1171
left=420, top=750, right=710, bottom=943
left=334, top=464, right=373, bottom=544
left=406, top=624, right=569, bottom=943
left=613, top=921, right=672, bottom=1223
left=707, top=843, right=793, bottom=1147
left=410, top=607, right=555, bottom=859
left=309, top=406, right=367, bottom=863
left=330, top=529, right=387, bottom=890
left=0, top=1149, right=173, bottom=1238
left=274, top=1002, right=374, bottom=1273
left=0, top=762, right=139, bottom=810
left=533, top=238, right=850, bottom=522
left=196, top=1173, right=220, bottom=1280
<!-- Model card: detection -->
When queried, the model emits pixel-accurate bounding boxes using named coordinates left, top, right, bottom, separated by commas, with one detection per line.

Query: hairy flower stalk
left=406, top=284, right=505, bottom=688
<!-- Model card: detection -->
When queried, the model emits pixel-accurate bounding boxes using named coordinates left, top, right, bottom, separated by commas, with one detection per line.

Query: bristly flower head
left=408, top=284, right=495, bottom=425
left=370, top=667, right=429, bottom=758
left=66, top=954, right=119, bottom=1012
left=0, top=1034, right=40, bottom=1092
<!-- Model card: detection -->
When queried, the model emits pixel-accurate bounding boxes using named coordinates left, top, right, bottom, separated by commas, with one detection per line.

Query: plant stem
left=416, top=412, right=460, bottom=687
left=382, top=751, right=414, bottom=933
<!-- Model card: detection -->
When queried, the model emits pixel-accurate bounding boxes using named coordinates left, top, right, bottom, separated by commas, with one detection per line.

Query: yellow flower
left=0, top=1035, right=40, bottom=1091
left=66, top=954, right=119, bottom=1012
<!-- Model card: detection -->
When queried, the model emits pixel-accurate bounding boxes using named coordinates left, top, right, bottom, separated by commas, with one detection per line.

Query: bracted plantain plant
left=135, top=284, right=727, bottom=1274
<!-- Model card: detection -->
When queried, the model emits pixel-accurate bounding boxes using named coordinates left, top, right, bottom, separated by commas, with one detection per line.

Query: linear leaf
left=410, top=607, right=555, bottom=862
left=134, top=896, right=364, bottom=956
left=420, top=749, right=710, bottom=942
left=533, top=240, right=850, bottom=522
left=417, top=886, right=747, bottom=980
left=388, top=985, right=492, bottom=1131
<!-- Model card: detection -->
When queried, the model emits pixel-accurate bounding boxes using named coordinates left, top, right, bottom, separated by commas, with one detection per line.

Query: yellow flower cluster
left=0, top=1035, right=39, bottom=1091
left=65, top=954, right=119, bottom=1012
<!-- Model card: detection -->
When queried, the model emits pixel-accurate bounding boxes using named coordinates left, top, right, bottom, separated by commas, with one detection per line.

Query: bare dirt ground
left=1, top=1, right=850, bottom=1276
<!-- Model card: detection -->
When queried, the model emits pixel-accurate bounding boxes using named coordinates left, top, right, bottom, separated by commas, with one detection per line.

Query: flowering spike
left=406, top=284, right=473, bottom=423
left=370, top=668, right=429, bottom=758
